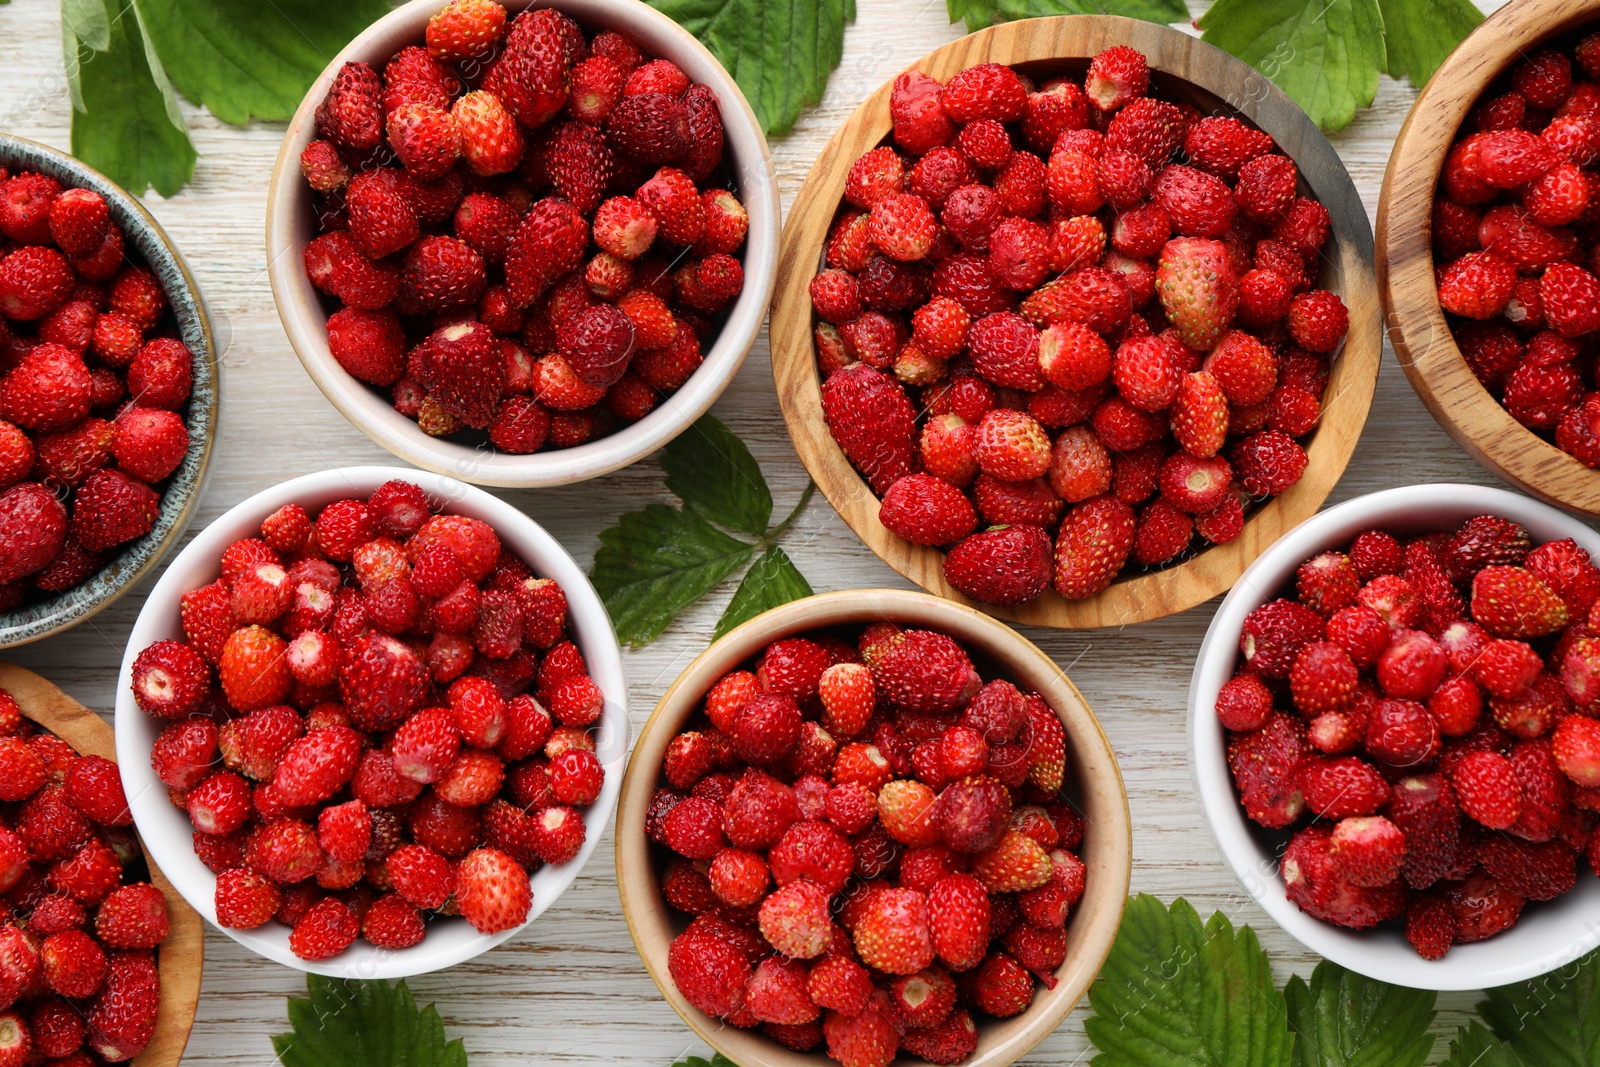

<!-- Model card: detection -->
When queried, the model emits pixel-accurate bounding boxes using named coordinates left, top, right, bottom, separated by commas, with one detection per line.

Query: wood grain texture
left=770, top=16, right=1382, bottom=629
left=617, top=590, right=1130, bottom=1067
left=0, top=662, right=203, bottom=1067
left=0, top=0, right=1508, bottom=1062
left=1379, top=0, right=1600, bottom=516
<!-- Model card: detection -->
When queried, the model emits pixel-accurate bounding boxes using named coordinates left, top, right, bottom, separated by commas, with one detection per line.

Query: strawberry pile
left=650, top=624, right=1086, bottom=1067
left=299, top=0, right=747, bottom=454
left=0, top=170, right=196, bottom=607
left=810, top=46, right=1348, bottom=608
left=0, top=686, right=170, bottom=1063
left=1437, top=35, right=1600, bottom=468
left=1218, top=514, right=1600, bottom=959
left=128, top=479, right=605, bottom=961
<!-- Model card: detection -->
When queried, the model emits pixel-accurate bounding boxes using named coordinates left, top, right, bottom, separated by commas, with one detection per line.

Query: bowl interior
left=0, top=134, right=217, bottom=647
left=1189, top=483, right=1600, bottom=990
left=770, top=15, right=1381, bottom=629
left=114, top=465, right=628, bottom=978
left=0, top=661, right=204, bottom=1067
left=618, top=589, right=1131, bottom=1067
left=1379, top=0, right=1600, bottom=515
left=265, top=0, right=779, bottom=488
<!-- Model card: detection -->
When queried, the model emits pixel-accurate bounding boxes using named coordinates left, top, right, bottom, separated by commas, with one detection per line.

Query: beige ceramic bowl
left=265, top=0, right=779, bottom=488
left=616, top=589, right=1132, bottom=1067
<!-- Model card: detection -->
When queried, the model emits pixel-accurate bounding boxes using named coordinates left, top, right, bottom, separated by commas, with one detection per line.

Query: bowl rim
left=615, top=588, right=1132, bottom=1067
left=113, top=464, right=629, bottom=978
left=1188, top=482, right=1600, bottom=990
left=263, top=0, right=781, bottom=488
left=0, top=660, right=205, bottom=1067
left=1377, top=0, right=1600, bottom=517
left=0, top=132, right=219, bottom=648
left=768, top=14, right=1382, bottom=630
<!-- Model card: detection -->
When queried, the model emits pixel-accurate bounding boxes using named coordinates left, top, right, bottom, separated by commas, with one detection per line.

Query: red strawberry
left=1228, top=712, right=1308, bottom=828
left=1282, top=825, right=1405, bottom=930
left=1471, top=565, right=1568, bottom=638
left=1086, top=46, right=1149, bottom=112
left=505, top=197, right=588, bottom=307
left=86, top=950, right=159, bottom=1060
left=315, top=61, right=383, bottom=149
left=1157, top=237, right=1238, bottom=350
left=943, top=525, right=1052, bottom=606
left=426, top=0, right=505, bottom=61
left=820, top=364, right=917, bottom=495
left=1052, top=496, right=1135, bottom=601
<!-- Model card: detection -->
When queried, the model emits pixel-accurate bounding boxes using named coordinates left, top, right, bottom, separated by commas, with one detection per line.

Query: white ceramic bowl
left=1189, top=483, right=1600, bottom=991
left=114, top=465, right=629, bottom=978
left=264, top=0, right=780, bottom=488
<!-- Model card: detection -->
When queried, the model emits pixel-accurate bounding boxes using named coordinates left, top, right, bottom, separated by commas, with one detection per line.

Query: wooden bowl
left=770, top=16, right=1382, bottom=629
left=265, top=0, right=780, bottom=489
left=1378, top=0, right=1600, bottom=515
left=0, top=662, right=203, bottom=1067
left=0, top=134, right=219, bottom=648
left=615, top=589, right=1132, bottom=1067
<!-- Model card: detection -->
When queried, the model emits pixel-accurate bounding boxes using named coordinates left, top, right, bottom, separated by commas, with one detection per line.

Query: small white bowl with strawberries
left=266, top=0, right=778, bottom=488
left=1190, top=482, right=1600, bottom=990
left=114, top=466, right=627, bottom=977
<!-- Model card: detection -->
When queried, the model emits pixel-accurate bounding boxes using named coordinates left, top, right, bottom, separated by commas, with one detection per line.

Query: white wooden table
left=0, top=0, right=1519, bottom=1061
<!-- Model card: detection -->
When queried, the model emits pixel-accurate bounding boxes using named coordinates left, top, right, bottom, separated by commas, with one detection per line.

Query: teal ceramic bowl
left=0, top=135, right=218, bottom=647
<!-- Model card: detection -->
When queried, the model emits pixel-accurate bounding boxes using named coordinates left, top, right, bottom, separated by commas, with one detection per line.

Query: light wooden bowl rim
left=1377, top=0, right=1600, bottom=516
left=615, top=589, right=1132, bottom=1067
left=264, top=0, right=781, bottom=489
left=0, top=662, right=203, bottom=1067
left=769, top=15, right=1382, bottom=629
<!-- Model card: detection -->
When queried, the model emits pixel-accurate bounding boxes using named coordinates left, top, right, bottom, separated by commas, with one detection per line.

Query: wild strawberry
left=1451, top=749, right=1523, bottom=828
left=426, top=0, right=504, bottom=61
left=127, top=639, right=207, bottom=720
left=1051, top=496, right=1135, bottom=601
left=450, top=846, right=530, bottom=935
left=1228, top=713, right=1309, bottom=828
left=86, top=950, right=159, bottom=1060
left=1184, top=116, right=1273, bottom=178
left=1153, top=164, right=1236, bottom=237
left=316, top=61, right=383, bottom=149
left=940, top=521, right=1056, bottom=604
left=358, top=893, right=424, bottom=950
left=820, top=364, right=916, bottom=495
left=93, top=882, right=168, bottom=950
left=1282, top=825, right=1406, bottom=930
left=1553, top=714, right=1600, bottom=786
left=1157, top=237, right=1238, bottom=351
left=1086, top=45, right=1148, bottom=111
left=285, top=896, right=358, bottom=961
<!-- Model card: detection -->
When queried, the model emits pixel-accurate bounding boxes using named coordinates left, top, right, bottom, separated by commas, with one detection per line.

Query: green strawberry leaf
left=645, top=0, right=855, bottom=136
left=135, top=0, right=392, bottom=125
left=662, top=414, right=773, bottom=537
left=1476, top=948, right=1600, bottom=1067
left=1085, top=895, right=1296, bottom=1067
left=591, top=504, right=756, bottom=646
left=1284, top=961, right=1436, bottom=1067
left=948, top=0, right=1186, bottom=28
left=61, top=0, right=112, bottom=112
left=1439, top=1022, right=1526, bottom=1067
left=271, top=976, right=468, bottom=1067
left=714, top=544, right=814, bottom=639
left=1198, top=0, right=1386, bottom=133
left=1377, top=0, right=1483, bottom=87
left=69, top=0, right=196, bottom=197
left=670, top=1055, right=739, bottom=1067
